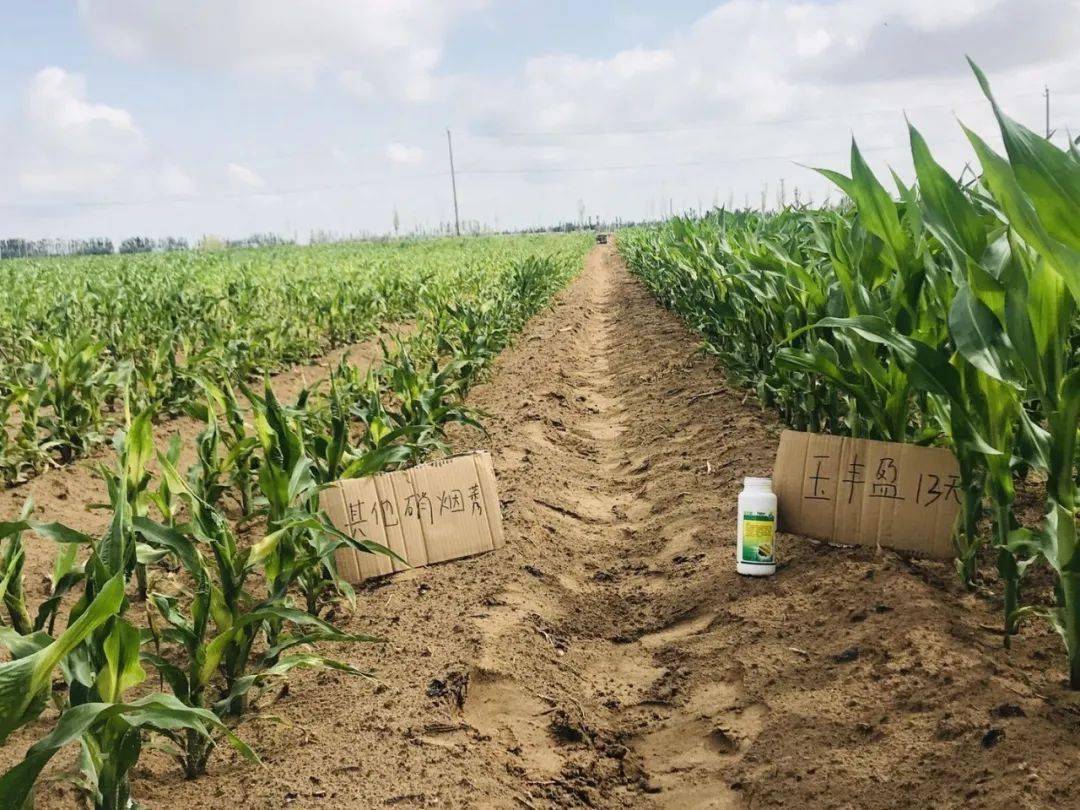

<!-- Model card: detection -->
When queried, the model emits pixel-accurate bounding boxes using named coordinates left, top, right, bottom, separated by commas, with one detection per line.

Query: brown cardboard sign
left=320, top=451, right=504, bottom=582
left=772, top=430, right=961, bottom=558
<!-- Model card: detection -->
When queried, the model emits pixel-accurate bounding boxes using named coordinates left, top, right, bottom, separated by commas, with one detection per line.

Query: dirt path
left=19, top=246, right=1080, bottom=808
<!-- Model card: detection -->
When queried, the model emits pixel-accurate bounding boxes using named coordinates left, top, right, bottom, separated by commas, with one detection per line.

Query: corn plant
left=32, top=334, right=117, bottom=463
left=1, top=427, right=258, bottom=806
left=0, top=502, right=35, bottom=635
left=134, top=489, right=375, bottom=775
left=621, top=62, right=1080, bottom=684
left=0, top=235, right=590, bottom=479
left=0, top=233, right=592, bottom=807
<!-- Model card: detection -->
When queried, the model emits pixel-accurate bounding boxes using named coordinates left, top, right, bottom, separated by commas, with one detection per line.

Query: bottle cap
left=743, top=476, right=772, bottom=488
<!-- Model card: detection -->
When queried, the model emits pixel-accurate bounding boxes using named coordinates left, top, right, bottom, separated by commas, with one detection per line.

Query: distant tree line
left=1, top=217, right=656, bottom=261
left=0, top=232, right=295, bottom=260
left=0, top=237, right=115, bottom=259
left=119, top=236, right=190, bottom=254
left=223, top=232, right=295, bottom=250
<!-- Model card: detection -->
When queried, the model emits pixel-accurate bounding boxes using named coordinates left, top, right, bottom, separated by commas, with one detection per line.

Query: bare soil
left=8, top=247, right=1080, bottom=808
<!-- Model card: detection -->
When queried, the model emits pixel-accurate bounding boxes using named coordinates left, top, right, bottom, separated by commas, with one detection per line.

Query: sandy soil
left=8, top=247, right=1080, bottom=808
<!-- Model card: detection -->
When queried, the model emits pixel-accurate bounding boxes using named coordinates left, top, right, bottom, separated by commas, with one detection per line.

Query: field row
left=0, top=234, right=591, bottom=808
left=621, top=65, right=1080, bottom=685
left=0, top=236, right=579, bottom=484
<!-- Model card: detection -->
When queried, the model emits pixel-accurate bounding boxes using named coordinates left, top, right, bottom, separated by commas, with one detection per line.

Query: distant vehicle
left=595, top=233, right=609, bottom=244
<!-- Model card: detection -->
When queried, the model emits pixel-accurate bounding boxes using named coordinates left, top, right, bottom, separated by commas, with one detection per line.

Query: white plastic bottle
left=736, top=477, right=777, bottom=576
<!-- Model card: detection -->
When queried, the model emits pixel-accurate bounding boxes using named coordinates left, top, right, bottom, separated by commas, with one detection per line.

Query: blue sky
left=2, top=1, right=1078, bottom=241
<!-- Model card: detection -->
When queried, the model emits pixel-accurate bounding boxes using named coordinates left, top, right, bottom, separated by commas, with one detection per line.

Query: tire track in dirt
left=459, top=246, right=771, bottom=807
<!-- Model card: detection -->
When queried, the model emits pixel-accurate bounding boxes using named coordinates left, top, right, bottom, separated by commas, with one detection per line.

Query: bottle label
left=741, top=511, right=775, bottom=564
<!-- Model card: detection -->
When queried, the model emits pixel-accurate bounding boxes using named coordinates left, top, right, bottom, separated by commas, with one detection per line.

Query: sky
left=1, top=0, right=1079, bottom=242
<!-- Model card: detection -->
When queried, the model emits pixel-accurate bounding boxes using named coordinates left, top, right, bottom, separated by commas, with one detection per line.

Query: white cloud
left=385, top=143, right=425, bottom=165
left=158, top=164, right=197, bottom=196
left=226, top=163, right=265, bottom=189
left=465, top=0, right=1079, bottom=131
left=3, top=67, right=203, bottom=209
left=26, top=67, right=141, bottom=148
left=901, top=0, right=1009, bottom=29
left=14, top=67, right=144, bottom=194
left=796, top=29, right=832, bottom=59
left=8, top=1, right=1080, bottom=243
left=424, top=0, right=1080, bottom=235
left=77, top=0, right=488, bottom=101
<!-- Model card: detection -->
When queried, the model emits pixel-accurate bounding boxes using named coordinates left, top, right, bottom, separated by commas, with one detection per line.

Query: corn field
left=621, top=64, right=1080, bottom=686
left=0, top=236, right=578, bottom=484
left=0, top=233, right=591, bottom=808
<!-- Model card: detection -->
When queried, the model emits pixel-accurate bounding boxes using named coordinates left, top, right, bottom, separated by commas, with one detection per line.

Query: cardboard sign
left=320, top=451, right=504, bottom=582
left=772, top=430, right=961, bottom=558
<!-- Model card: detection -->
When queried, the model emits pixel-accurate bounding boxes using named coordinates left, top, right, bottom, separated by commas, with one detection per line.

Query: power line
left=456, top=133, right=997, bottom=176
left=474, top=90, right=1047, bottom=140
left=1, top=130, right=1004, bottom=214
left=135, top=89, right=1067, bottom=172
left=0, top=171, right=451, bottom=212
left=29, top=136, right=1011, bottom=206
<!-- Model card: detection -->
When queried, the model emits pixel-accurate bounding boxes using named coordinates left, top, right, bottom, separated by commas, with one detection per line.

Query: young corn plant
left=0, top=502, right=35, bottom=635
left=134, top=476, right=376, bottom=775
left=1, top=419, right=259, bottom=806
left=0, top=569, right=251, bottom=810
left=248, top=381, right=402, bottom=616
left=188, top=378, right=262, bottom=516
left=32, top=334, right=116, bottom=464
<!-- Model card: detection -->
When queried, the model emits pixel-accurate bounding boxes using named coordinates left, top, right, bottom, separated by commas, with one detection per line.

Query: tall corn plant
left=620, top=62, right=1080, bottom=684
left=959, top=63, right=1080, bottom=682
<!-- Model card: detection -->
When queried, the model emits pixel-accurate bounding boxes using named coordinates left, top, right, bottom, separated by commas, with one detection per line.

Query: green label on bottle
left=741, top=512, right=775, bottom=564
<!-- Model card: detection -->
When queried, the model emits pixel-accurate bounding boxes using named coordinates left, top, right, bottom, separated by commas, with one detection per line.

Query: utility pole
left=1045, top=86, right=1051, bottom=139
left=446, top=128, right=461, bottom=237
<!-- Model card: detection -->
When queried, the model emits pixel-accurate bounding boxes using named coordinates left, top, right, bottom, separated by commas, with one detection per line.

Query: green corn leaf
left=827, top=317, right=959, bottom=400
left=32, top=570, right=86, bottom=634
left=970, top=58, right=1080, bottom=253
left=213, top=653, right=371, bottom=715
left=124, top=410, right=154, bottom=491
left=948, top=285, right=1016, bottom=384
left=812, top=167, right=855, bottom=200
left=0, top=693, right=258, bottom=807
left=96, top=618, right=146, bottom=703
left=262, top=627, right=382, bottom=662
left=340, top=444, right=413, bottom=479
left=1046, top=368, right=1080, bottom=507
left=847, top=140, right=910, bottom=271
left=0, top=520, right=94, bottom=547
left=132, top=516, right=204, bottom=578
left=908, top=121, right=986, bottom=268
left=0, top=574, right=125, bottom=743
left=964, top=124, right=1080, bottom=304
left=51, top=542, right=79, bottom=589
left=0, top=628, right=52, bottom=659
